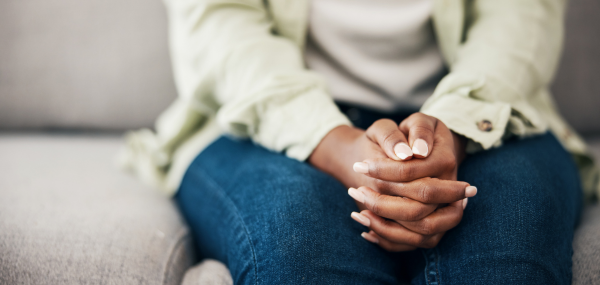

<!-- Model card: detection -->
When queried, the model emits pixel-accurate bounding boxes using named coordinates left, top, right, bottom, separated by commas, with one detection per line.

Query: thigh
left=176, top=137, right=403, bottom=285
left=410, top=133, right=583, bottom=285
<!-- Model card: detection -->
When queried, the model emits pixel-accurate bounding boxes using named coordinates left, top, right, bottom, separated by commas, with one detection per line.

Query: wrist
left=451, top=131, right=467, bottom=165
left=309, top=125, right=364, bottom=186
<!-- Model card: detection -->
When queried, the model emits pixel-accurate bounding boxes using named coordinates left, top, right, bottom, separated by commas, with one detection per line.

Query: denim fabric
left=176, top=109, right=582, bottom=284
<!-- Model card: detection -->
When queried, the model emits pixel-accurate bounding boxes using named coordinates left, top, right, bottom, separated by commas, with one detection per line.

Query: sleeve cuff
left=219, top=86, right=352, bottom=162
left=263, top=88, right=352, bottom=161
left=420, top=93, right=512, bottom=153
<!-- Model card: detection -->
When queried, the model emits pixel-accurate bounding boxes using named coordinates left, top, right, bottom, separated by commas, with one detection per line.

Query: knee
left=461, top=148, right=581, bottom=242
left=245, top=162, right=359, bottom=261
left=482, top=161, right=567, bottom=227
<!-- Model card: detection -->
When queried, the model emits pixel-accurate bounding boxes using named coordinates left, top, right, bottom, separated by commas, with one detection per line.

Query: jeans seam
left=193, top=166, right=259, bottom=285
left=422, top=248, right=441, bottom=285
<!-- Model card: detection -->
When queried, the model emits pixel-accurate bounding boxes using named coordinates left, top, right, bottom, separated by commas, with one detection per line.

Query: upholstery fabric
left=0, top=134, right=196, bottom=285
left=181, top=260, right=233, bottom=285
left=573, top=193, right=600, bottom=283
left=0, top=0, right=176, bottom=130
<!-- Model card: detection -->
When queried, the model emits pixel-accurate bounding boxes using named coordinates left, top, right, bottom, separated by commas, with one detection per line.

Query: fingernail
left=353, top=162, right=369, bottom=174
left=394, top=143, right=413, bottom=160
left=348, top=187, right=365, bottom=204
left=463, top=198, right=468, bottom=210
left=465, top=186, right=477, bottom=197
left=361, top=232, right=379, bottom=244
left=351, top=212, right=370, bottom=227
left=412, top=139, right=429, bottom=157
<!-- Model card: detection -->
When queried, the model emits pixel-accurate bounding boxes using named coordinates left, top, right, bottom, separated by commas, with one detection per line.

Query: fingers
left=362, top=231, right=419, bottom=252
left=374, top=177, right=477, bottom=204
left=358, top=211, right=446, bottom=250
left=398, top=199, right=465, bottom=235
left=350, top=200, right=468, bottom=252
left=348, top=186, right=437, bottom=221
left=399, top=113, right=437, bottom=158
left=355, top=151, right=457, bottom=182
left=365, top=119, right=413, bottom=161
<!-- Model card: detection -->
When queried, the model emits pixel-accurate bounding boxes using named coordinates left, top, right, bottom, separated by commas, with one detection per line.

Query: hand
left=347, top=113, right=474, bottom=251
left=354, top=113, right=467, bottom=182
left=309, top=114, right=475, bottom=252
left=308, top=120, right=471, bottom=203
left=348, top=186, right=468, bottom=251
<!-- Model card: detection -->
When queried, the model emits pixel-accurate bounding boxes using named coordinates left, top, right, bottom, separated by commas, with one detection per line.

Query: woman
left=121, top=0, right=599, bottom=283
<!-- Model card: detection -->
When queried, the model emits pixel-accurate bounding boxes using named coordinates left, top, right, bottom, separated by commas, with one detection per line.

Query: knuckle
left=373, top=179, right=386, bottom=191
left=412, top=235, right=427, bottom=247
left=367, top=120, right=386, bottom=136
left=417, top=219, right=436, bottom=235
left=398, top=164, right=414, bottom=180
left=417, top=182, right=433, bottom=203
left=404, top=207, right=421, bottom=221
left=422, top=235, right=442, bottom=249
left=381, top=132, right=397, bottom=148
left=370, top=194, right=386, bottom=216
left=371, top=119, right=393, bottom=131
left=408, top=113, right=422, bottom=121
left=412, top=125, right=434, bottom=136
left=370, top=163, right=383, bottom=178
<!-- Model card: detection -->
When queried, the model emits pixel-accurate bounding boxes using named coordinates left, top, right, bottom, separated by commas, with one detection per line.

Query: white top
left=305, top=0, right=445, bottom=112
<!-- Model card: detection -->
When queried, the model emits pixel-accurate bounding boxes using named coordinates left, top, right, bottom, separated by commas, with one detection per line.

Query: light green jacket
left=120, top=0, right=599, bottom=199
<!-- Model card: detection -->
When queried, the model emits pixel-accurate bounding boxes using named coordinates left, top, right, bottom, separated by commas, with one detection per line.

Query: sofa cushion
left=0, top=134, right=195, bottom=284
left=573, top=203, right=600, bottom=284
left=181, top=260, right=233, bottom=285
left=551, top=0, right=600, bottom=135
left=0, top=0, right=176, bottom=130
left=572, top=137, right=600, bottom=284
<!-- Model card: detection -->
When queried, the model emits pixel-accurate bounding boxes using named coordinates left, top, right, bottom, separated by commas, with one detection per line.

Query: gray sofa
left=0, top=0, right=598, bottom=284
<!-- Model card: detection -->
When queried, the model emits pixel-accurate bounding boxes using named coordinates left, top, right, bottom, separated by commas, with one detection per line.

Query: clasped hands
left=309, top=113, right=477, bottom=252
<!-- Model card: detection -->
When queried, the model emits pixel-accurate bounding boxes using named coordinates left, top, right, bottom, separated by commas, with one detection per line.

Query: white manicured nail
left=353, top=162, right=369, bottom=174
left=348, top=188, right=365, bottom=204
left=351, top=212, right=370, bottom=227
left=463, top=198, right=469, bottom=210
left=361, top=232, right=379, bottom=244
left=394, top=143, right=413, bottom=160
left=412, top=139, right=429, bottom=157
left=465, top=186, right=477, bottom=197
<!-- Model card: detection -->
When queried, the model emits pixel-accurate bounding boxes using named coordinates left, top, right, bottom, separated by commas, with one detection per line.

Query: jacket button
left=477, top=120, right=493, bottom=132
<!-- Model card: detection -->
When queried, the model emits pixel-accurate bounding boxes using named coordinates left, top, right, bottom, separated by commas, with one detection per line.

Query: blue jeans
left=176, top=116, right=582, bottom=284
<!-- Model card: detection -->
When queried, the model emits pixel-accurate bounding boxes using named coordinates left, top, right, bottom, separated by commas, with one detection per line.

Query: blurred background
left=0, top=0, right=598, bottom=136
left=0, top=0, right=175, bottom=131
left=0, top=0, right=598, bottom=284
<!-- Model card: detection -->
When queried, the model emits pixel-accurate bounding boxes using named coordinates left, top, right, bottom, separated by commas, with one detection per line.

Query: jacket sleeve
left=421, top=0, right=566, bottom=152
left=166, top=0, right=350, bottom=161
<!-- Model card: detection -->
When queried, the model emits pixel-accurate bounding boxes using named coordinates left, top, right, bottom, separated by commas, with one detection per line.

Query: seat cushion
left=573, top=203, right=600, bottom=284
left=572, top=137, right=600, bottom=284
left=0, top=133, right=195, bottom=284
